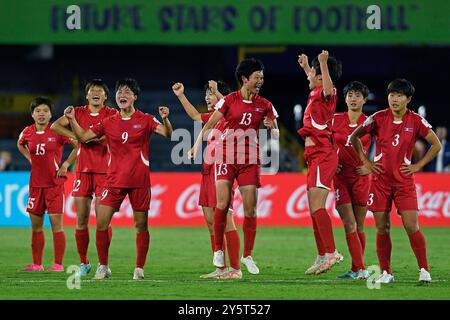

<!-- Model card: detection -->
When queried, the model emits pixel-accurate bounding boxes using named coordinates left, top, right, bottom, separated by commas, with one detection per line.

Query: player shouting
left=51, top=79, right=117, bottom=276
left=65, top=78, right=173, bottom=280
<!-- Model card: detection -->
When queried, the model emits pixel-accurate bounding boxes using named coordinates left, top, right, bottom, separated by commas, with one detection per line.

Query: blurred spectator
left=425, top=126, right=450, bottom=172
left=0, top=150, right=16, bottom=171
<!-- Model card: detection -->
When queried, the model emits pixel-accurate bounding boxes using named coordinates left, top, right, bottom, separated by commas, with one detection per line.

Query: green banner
left=0, top=0, right=449, bottom=45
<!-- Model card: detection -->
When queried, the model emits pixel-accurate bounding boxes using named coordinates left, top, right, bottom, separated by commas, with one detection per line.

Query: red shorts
left=199, top=172, right=235, bottom=209
left=214, top=163, right=261, bottom=188
left=334, top=174, right=370, bottom=207
left=304, top=146, right=338, bottom=190
left=27, top=184, right=65, bottom=215
left=368, top=180, right=419, bottom=213
left=72, top=172, right=106, bottom=198
left=99, top=187, right=151, bottom=212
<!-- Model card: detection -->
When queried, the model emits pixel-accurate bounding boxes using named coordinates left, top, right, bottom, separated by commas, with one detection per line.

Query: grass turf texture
left=0, top=227, right=449, bottom=300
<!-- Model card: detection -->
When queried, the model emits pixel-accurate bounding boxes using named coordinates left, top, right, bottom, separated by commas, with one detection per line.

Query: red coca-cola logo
left=416, top=184, right=450, bottom=218
left=176, top=184, right=203, bottom=218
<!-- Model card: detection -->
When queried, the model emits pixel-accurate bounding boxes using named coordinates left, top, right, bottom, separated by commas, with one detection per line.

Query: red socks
left=311, top=215, right=325, bottom=256
left=75, top=229, right=89, bottom=264
left=107, top=226, right=113, bottom=249
left=358, top=231, right=366, bottom=254
left=136, top=231, right=150, bottom=269
left=225, top=230, right=241, bottom=270
left=31, top=231, right=45, bottom=266
left=52, top=231, right=66, bottom=265
left=312, top=208, right=336, bottom=254
left=408, top=230, right=429, bottom=271
left=346, top=232, right=365, bottom=272
left=243, top=217, right=257, bottom=257
left=213, top=208, right=228, bottom=251
left=96, top=229, right=109, bottom=266
left=376, top=233, right=392, bottom=274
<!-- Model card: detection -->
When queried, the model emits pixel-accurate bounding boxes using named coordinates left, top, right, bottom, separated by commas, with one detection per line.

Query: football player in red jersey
left=189, top=58, right=279, bottom=279
left=65, top=78, right=173, bottom=280
left=332, top=81, right=371, bottom=279
left=17, top=97, right=78, bottom=272
left=297, top=50, right=344, bottom=275
left=51, top=79, right=117, bottom=276
left=172, top=80, right=242, bottom=278
left=350, top=79, right=441, bottom=283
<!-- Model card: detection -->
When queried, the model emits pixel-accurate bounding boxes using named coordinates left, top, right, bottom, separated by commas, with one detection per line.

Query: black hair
left=235, top=58, right=264, bottom=85
left=343, top=81, right=370, bottom=99
left=85, top=79, right=109, bottom=96
left=115, top=78, right=140, bottom=96
left=30, top=97, right=52, bottom=113
left=204, top=80, right=232, bottom=96
left=311, top=55, right=342, bottom=83
left=387, top=78, right=415, bottom=98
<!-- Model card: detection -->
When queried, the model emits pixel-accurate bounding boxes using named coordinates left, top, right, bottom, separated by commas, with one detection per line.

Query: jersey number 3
left=392, top=134, right=400, bottom=146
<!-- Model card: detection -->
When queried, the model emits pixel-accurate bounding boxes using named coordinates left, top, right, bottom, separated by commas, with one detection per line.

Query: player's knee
left=344, top=222, right=357, bottom=234
left=404, top=222, right=419, bottom=234
left=134, top=221, right=148, bottom=232
left=356, top=225, right=365, bottom=233
left=31, top=225, right=43, bottom=233
left=376, top=225, right=390, bottom=234
left=244, top=207, right=256, bottom=218
left=216, top=200, right=230, bottom=211
left=76, top=218, right=89, bottom=230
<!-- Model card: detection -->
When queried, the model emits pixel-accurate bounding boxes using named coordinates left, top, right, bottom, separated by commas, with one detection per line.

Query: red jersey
left=362, top=108, right=432, bottom=185
left=73, top=105, right=118, bottom=173
left=298, top=86, right=337, bottom=147
left=18, top=124, right=72, bottom=187
left=200, top=111, right=228, bottom=174
left=90, top=109, right=160, bottom=188
left=216, top=90, right=278, bottom=164
left=332, top=112, right=371, bottom=176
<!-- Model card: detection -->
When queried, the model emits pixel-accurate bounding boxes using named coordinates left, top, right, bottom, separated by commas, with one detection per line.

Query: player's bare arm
left=350, top=125, right=383, bottom=175
left=188, top=109, right=223, bottom=159
left=400, top=129, right=442, bottom=175
left=318, top=50, right=334, bottom=99
left=50, top=115, right=77, bottom=140
left=16, top=141, right=31, bottom=164
left=298, top=53, right=311, bottom=76
left=172, top=83, right=202, bottom=122
left=64, top=106, right=97, bottom=142
left=57, top=139, right=78, bottom=177
left=155, top=106, right=173, bottom=137
left=208, top=80, right=224, bottom=100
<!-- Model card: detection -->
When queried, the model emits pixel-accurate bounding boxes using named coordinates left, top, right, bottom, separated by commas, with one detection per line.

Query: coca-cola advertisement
left=57, top=172, right=450, bottom=227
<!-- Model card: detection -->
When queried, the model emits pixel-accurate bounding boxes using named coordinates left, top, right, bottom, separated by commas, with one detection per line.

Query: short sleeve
left=200, top=112, right=213, bottom=124
left=417, top=115, right=432, bottom=139
left=216, top=98, right=228, bottom=116
left=62, top=136, right=73, bottom=145
left=266, top=103, right=279, bottom=120
left=148, top=114, right=161, bottom=134
left=90, top=121, right=105, bottom=138
left=18, top=128, right=29, bottom=146
left=362, top=114, right=377, bottom=135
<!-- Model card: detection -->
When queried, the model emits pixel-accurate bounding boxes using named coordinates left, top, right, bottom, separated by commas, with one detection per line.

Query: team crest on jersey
left=133, top=124, right=142, bottom=129
left=404, top=127, right=413, bottom=133
left=48, top=137, right=56, bottom=142
left=254, top=107, right=262, bottom=112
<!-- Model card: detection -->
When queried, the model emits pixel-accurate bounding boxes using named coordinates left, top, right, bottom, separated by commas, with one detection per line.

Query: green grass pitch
left=0, top=226, right=449, bottom=300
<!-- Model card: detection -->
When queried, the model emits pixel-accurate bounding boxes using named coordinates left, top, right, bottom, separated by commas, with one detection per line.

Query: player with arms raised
left=17, top=97, right=78, bottom=272
left=189, top=58, right=279, bottom=279
left=350, top=79, right=441, bottom=283
left=172, top=80, right=241, bottom=278
left=65, top=78, right=173, bottom=280
left=297, top=50, right=344, bottom=275
left=51, top=79, right=117, bottom=276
